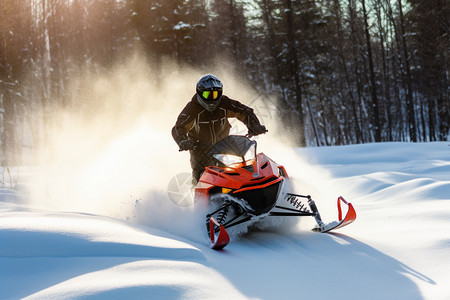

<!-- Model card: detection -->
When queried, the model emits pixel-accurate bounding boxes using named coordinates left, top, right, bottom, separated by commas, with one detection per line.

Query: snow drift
left=1, top=141, right=449, bottom=299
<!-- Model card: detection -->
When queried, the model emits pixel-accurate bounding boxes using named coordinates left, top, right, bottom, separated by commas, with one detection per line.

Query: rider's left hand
left=249, top=124, right=267, bottom=136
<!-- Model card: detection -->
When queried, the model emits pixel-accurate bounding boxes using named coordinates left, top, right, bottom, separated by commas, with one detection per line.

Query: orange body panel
left=195, top=153, right=287, bottom=204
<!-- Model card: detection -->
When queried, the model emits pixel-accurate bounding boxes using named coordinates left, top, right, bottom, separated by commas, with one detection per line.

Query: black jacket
left=172, top=95, right=262, bottom=147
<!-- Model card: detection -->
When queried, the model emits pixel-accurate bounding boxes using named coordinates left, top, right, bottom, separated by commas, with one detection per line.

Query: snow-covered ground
left=1, top=140, right=449, bottom=299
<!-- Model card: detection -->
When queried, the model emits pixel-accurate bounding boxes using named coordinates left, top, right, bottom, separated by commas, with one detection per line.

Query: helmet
left=196, top=74, right=223, bottom=112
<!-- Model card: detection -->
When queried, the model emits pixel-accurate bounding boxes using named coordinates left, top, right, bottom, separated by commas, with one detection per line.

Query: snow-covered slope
left=1, top=142, right=449, bottom=299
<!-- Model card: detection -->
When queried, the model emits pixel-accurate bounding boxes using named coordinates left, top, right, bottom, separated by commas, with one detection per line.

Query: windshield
left=213, top=144, right=256, bottom=166
left=209, top=136, right=257, bottom=166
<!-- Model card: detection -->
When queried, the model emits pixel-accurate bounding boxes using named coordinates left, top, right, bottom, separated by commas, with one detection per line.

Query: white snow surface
left=1, top=141, right=449, bottom=299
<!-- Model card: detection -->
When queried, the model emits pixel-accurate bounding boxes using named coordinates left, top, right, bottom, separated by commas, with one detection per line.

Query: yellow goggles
left=202, top=90, right=219, bottom=100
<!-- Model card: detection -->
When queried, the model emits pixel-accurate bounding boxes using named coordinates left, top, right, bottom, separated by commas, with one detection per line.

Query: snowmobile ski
left=312, top=196, right=357, bottom=233
left=209, top=217, right=230, bottom=250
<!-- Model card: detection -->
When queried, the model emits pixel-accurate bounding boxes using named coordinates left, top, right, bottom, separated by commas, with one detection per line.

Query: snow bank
left=0, top=205, right=248, bottom=299
left=1, top=141, right=449, bottom=299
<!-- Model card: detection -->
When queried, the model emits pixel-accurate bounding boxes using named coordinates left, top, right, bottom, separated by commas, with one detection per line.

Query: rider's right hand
left=179, top=139, right=195, bottom=151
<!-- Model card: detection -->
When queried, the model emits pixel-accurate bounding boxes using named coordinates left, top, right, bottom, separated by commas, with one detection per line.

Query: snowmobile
left=194, top=135, right=356, bottom=250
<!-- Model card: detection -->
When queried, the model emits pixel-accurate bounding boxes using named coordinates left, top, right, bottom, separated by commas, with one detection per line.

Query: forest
left=0, top=0, right=448, bottom=167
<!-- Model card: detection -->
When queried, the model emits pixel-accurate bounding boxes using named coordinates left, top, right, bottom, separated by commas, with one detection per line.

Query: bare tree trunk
left=397, top=0, right=417, bottom=142
left=420, top=99, right=427, bottom=141
left=318, top=97, right=329, bottom=146
left=333, top=0, right=362, bottom=143
left=384, top=0, right=407, bottom=141
left=284, top=0, right=306, bottom=147
left=375, top=0, right=393, bottom=141
left=306, top=97, right=320, bottom=146
left=227, top=0, right=239, bottom=61
left=362, top=0, right=381, bottom=142
left=348, top=0, right=370, bottom=142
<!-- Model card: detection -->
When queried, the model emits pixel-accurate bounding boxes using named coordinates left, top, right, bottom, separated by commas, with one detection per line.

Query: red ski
left=209, top=217, right=230, bottom=250
left=312, top=196, right=357, bottom=233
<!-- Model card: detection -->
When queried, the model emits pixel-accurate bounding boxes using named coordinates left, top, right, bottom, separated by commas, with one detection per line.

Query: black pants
left=190, top=146, right=214, bottom=184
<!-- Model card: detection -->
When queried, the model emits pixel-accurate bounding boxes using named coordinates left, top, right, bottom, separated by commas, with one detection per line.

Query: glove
left=179, top=139, right=195, bottom=151
left=248, top=124, right=267, bottom=136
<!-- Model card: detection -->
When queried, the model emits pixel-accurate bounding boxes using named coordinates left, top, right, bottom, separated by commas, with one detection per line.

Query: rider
left=172, top=74, right=267, bottom=184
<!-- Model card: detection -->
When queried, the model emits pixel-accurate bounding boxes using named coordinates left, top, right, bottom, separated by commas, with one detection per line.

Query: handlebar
left=179, top=129, right=268, bottom=151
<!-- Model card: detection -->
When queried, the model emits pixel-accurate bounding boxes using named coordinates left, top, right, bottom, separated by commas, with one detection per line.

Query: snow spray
left=23, top=52, right=338, bottom=243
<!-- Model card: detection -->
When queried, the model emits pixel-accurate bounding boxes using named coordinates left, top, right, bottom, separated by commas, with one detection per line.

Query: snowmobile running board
left=208, top=194, right=357, bottom=249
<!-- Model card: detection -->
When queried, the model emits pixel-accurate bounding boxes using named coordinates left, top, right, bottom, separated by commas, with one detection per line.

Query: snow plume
left=23, top=53, right=333, bottom=242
